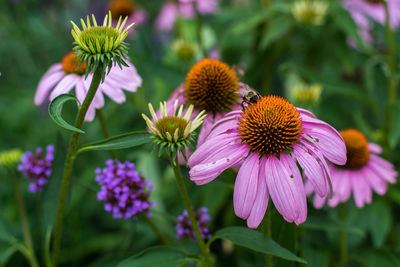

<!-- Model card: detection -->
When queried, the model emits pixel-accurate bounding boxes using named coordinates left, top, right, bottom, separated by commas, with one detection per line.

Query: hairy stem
left=142, top=214, right=171, bottom=246
left=51, top=68, right=103, bottom=267
left=96, top=109, right=117, bottom=159
left=12, top=177, right=39, bottom=267
left=169, top=155, right=212, bottom=267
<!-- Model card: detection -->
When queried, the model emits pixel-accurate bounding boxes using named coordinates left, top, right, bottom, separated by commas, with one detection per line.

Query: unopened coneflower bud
left=0, top=149, right=23, bottom=172
left=292, top=0, right=328, bottom=26
left=172, top=39, right=197, bottom=60
left=142, top=100, right=206, bottom=154
left=70, top=11, right=135, bottom=77
left=290, top=82, right=322, bottom=107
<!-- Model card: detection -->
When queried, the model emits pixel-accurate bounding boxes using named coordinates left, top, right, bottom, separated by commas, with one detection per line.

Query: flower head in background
left=166, top=58, right=246, bottom=149
left=18, top=145, right=54, bottom=193
left=307, top=129, right=397, bottom=208
left=156, top=0, right=218, bottom=32
left=289, top=82, right=323, bottom=107
left=0, top=149, right=23, bottom=173
left=71, top=11, right=135, bottom=77
left=35, top=51, right=142, bottom=121
left=343, top=0, right=400, bottom=43
left=292, top=0, right=328, bottom=26
left=176, top=207, right=212, bottom=241
left=142, top=100, right=206, bottom=155
left=108, top=0, right=148, bottom=37
left=172, top=38, right=198, bottom=60
left=188, top=95, right=346, bottom=228
left=95, top=159, right=155, bottom=219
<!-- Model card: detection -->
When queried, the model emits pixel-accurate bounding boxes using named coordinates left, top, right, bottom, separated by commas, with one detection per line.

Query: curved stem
left=51, top=68, right=103, bottom=267
left=142, top=214, right=171, bottom=246
left=96, top=109, right=117, bottom=159
left=169, top=155, right=212, bottom=267
left=263, top=205, right=273, bottom=267
left=339, top=204, right=347, bottom=267
left=12, top=177, right=39, bottom=267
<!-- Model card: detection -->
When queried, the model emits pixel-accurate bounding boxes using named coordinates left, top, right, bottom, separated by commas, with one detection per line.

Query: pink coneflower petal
left=368, top=143, right=382, bottom=154
left=189, top=144, right=249, bottom=184
left=156, top=2, right=178, bottom=32
left=35, top=70, right=65, bottom=105
left=364, top=165, right=387, bottom=195
left=234, top=153, right=259, bottom=220
left=301, top=114, right=346, bottom=165
left=351, top=173, right=372, bottom=208
left=49, top=74, right=80, bottom=100
left=368, top=155, right=397, bottom=183
left=293, top=144, right=328, bottom=197
left=101, top=81, right=126, bottom=103
left=196, top=0, right=218, bottom=15
left=247, top=163, right=269, bottom=228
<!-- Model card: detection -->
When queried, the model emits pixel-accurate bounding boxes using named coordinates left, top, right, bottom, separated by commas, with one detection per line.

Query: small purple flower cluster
left=18, top=145, right=54, bottom=193
left=176, top=207, right=212, bottom=241
left=95, top=159, right=155, bottom=219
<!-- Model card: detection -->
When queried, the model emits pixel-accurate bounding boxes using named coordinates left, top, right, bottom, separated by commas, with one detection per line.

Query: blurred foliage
left=1, top=0, right=400, bottom=266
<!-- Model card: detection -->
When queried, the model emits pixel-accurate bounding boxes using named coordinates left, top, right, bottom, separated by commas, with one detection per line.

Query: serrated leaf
left=75, top=131, right=151, bottom=155
left=48, top=94, right=85, bottom=133
left=117, top=246, right=188, bottom=267
left=302, top=216, right=364, bottom=236
left=208, top=226, right=306, bottom=263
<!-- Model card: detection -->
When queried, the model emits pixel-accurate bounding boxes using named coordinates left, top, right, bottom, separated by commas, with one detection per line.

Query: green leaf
left=117, top=246, right=189, bottom=267
left=365, top=200, right=391, bottom=247
left=302, top=216, right=364, bottom=236
left=388, top=103, right=400, bottom=148
left=75, top=131, right=151, bottom=155
left=48, top=94, right=85, bottom=134
left=352, top=249, right=400, bottom=267
left=208, top=226, right=306, bottom=263
left=260, top=15, right=293, bottom=50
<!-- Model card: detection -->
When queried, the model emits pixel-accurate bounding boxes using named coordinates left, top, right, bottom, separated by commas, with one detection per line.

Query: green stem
left=263, top=205, right=273, bottom=267
left=383, top=0, right=397, bottom=107
left=169, top=155, right=212, bottom=267
left=339, top=204, right=347, bottom=267
left=142, top=214, right=171, bottom=246
left=12, top=177, right=39, bottom=267
left=96, top=109, right=117, bottom=159
left=51, top=68, right=103, bottom=267
left=195, top=11, right=206, bottom=57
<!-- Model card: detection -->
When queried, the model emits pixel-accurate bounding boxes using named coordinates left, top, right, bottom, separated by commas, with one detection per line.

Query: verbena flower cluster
left=176, top=207, right=212, bottom=241
left=18, top=145, right=54, bottom=193
left=95, top=159, right=155, bottom=219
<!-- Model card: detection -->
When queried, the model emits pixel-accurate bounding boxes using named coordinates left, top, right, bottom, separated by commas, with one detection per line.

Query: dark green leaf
left=260, top=15, right=293, bottom=50
left=352, top=249, right=400, bottom=267
left=208, top=226, right=306, bottom=263
left=48, top=94, right=85, bottom=133
left=303, top=247, right=330, bottom=267
left=117, top=246, right=188, bottom=267
left=302, top=216, right=364, bottom=236
left=75, top=131, right=151, bottom=155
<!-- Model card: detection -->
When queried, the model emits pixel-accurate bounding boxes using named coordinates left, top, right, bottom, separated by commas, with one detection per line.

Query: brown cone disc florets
left=61, top=52, right=86, bottom=75
left=238, top=96, right=302, bottom=157
left=109, top=0, right=135, bottom=20
left=340, top=129, right=370, bottom=169
left=184, top=58, right=239, bottom=114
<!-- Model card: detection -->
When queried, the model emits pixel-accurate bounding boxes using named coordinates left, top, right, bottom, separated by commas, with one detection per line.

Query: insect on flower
left=240, top=85, right=262, bottom=110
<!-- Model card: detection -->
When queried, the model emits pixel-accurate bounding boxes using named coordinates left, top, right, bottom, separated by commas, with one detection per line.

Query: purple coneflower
left=307, top=128, right=397, bottom=208
left=108, top=0, right=147, bottom=36
left=18, top=145, right=54, bottom=193
left=35, top=51, right=142, bottom=121
left=176, top=207, right=212, bottom=241
left=156, top=0, right=218, bottom=32
left=188, top=96, right=347, bottom=228
left=343, top=0, right=400, bottom=43
left=95, top=159, right=155, bottom=219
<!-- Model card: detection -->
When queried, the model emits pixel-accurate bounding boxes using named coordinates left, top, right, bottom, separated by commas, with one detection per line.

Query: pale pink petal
left=293, top=144, right=328, bottom=197
left=297, top=107, right=317, bottom=118
left=234, top=153, right=259, bottom=220
left=197, top=115, right=215, bottom=146
left=188, top=132, right=240, bottom=167
left=190, top=144, right=249, bottom=183
left=265, top=155, right=304, bottom=224
left=351, top=173, right=372, bottom=208
left=156, top=2, right=178, bottom=32
left=364, top=165, right=388, bottom=195
left=84, top=105, right=96, bottom=122
left=196, top=0, right=218, bottom=14
left=92, top=90, right=105, bottom=109
left=333, top=169, right=352, bottom=203
left=179, top=1, right=195, bottom=17
left=301, top=115, right=347, bottom=165
left=368, top=155, right=397, bottom=183
left=313, top=194, right=327, bottom=209
left=35, top=70, right=65, bottom=105
left=49, top=74, right=80, bottom=100
left=100, top=80, right=126, bottom=103
left=368, top=143, right=382, bottom=154
left=247, top=159, right=269, bottom=228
